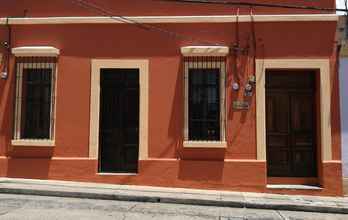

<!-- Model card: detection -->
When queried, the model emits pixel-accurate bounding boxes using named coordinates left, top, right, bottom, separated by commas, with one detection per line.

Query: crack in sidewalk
left=276, top=210, right=287, bottom=220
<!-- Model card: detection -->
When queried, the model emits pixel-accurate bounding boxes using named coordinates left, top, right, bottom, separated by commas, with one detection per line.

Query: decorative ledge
left=11, top=139, right=55, bottom=147
left=0, top=14, right=339, bottom=25
left=181, top=46, right=229, bottom=57
left=183, top=141, right=227, bottom=148
left=12, top=46, right=60, bottom=57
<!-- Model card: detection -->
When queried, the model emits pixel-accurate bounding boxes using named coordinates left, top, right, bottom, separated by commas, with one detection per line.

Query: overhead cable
left=70, top=0, right=222, bottom=45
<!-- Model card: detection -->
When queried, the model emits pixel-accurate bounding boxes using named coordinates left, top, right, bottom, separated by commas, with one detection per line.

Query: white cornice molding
left=0, top=14, right=338, bottom=25
left=181, top=46, right=229, bottom=56
left=12, top=46, right=60, bottom=57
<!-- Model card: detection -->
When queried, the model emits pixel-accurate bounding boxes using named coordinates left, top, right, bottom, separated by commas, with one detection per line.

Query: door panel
left=266, top=94, right=289, bottom=133
left=266, top=71, right=317, bottom=177
left=290, top=94, right=316, bottom=177
left=291, top=95, right=313, bottom=132
left=99, top=69, right=139, bottom=173
left=266, top=93, right=291, bottom=176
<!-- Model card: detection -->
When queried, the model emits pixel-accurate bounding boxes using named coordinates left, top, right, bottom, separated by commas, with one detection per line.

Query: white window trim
left=12, top=46, right=60, bottom=57
left=11, top=139, right=55, bottom=147
left=11, top=62, right=57, bottom=147
left=89, top=59, right=149, bottom=160
left=255, top=59, right=332, bottom=161
left=183, top=141, right=227, bottom=148
left=183, top=59, right=227, bottom=148
left=181, top=46, right=229, bottom=57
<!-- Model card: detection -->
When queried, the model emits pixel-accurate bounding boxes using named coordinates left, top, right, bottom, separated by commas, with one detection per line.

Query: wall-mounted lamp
left=3, top=41, right=9, bottom=49
left=1, top=41, right=10, bottom=80
left=244, top=83, right=253, bottom=97
left=1, top=71, right=8, bottom=79
left=248, top=75, right=256, bottom=84
left=245, top=83, right=252, bottom=92
left=243, top=75, right=256, bottom=97
left=1, top=72, right=8, bottom=79
left=232, top=82, right=240, bottom=91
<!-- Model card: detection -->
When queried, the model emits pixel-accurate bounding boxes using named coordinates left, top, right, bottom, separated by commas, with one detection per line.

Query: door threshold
left=267, top=184, right=322, bottom=190
left=267, top=177, right=318, bottom=185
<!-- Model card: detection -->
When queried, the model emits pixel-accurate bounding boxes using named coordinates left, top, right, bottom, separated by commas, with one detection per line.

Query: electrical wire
left=156, top=0, right=347, bottom=12
left=3, top=17, right=11, bottom=78
left=249, top=7, right=257, bottom=83
left=232, top=8, right=240, bottom=82
left=69, top=0, right=222, bottom=46
left=235, top=7, right=240, bottom=48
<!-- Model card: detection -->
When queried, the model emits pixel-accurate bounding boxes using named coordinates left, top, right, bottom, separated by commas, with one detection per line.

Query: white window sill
left=183, top=141, right=227, bottom=149
left=11, top=139, right=55, bottom=147
left=97, top=173, right=138, bottom=176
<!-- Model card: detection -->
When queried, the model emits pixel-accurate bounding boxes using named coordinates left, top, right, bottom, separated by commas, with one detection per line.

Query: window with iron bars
left=183, top=56, right=226, bottom=142
left=13, top=57, right=57, bottom=141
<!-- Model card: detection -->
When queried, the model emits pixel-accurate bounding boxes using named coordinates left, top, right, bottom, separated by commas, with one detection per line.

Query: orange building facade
left=0, top=0, right=343, bottom=196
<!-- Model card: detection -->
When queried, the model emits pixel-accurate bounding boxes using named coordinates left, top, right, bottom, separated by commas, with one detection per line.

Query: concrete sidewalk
left=0, top=178, right=347, bottom=215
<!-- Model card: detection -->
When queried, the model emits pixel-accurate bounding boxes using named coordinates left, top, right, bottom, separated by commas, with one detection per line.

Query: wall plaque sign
left=233, top=101, right=250, bottom=110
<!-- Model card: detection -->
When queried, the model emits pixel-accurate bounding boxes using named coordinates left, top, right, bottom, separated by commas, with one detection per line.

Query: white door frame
left=255, top=59, right=332, bottom=162
left=89, top=59, right=149, bottom=160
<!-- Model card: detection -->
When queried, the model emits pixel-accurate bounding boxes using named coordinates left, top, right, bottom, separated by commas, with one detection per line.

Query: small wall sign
left=233, top=101, right=250, bottom=110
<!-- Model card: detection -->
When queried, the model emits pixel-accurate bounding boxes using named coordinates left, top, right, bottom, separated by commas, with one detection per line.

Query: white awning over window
left=12, top=46, right=60, bottom=57
left=180, top=46, right=229, bottom=57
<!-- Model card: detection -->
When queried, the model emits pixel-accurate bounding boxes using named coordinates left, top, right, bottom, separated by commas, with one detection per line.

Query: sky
left=337, top=0, right=346, bottom=14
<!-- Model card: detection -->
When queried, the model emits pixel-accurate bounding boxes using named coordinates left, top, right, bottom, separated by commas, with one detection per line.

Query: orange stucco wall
left=0, top=21, right=338, bottom=158
left=0, top=2, right=343, bottom=196
left=0, top=158, right=342, bottom=195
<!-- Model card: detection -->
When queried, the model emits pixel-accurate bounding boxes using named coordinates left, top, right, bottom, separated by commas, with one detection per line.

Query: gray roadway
left=0, top=194, right=346, bottom=220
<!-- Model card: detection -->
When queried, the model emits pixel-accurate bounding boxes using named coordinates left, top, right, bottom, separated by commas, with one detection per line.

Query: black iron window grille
left=13, top=57, right=57, bottom=140
left=184, top=56, right=226, bottom=142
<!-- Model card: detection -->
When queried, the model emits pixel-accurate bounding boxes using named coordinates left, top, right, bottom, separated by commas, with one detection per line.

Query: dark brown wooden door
left=266, top=71, right=317, bottom=177
left=99, top=69, right=139, bottom=173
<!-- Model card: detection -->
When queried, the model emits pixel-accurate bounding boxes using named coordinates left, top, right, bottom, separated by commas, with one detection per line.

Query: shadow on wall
left=227, top=53, right=256, bottom=145
left=0, top=56, right=14, bottom=156
left=113, top=58, right=183, bottom=184
left=340, top=58, right=348, bottom=177
left=168, top=58, right=184, bottom=159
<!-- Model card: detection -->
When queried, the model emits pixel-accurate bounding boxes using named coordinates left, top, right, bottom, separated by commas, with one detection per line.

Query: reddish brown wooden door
left=266, top=71, right=317, bottom=177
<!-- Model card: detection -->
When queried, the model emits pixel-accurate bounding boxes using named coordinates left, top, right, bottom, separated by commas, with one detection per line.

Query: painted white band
left=0, top=14, right=338, bottom=25
left=12, top=46, right=60, bottom=57
left=181, top=46, right=229, bottom=56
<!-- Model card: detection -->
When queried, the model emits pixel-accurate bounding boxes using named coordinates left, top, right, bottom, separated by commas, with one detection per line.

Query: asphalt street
left=0, top=193, right=346, bottom=220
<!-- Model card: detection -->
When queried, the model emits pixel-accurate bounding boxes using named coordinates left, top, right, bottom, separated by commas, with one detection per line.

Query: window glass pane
left=188, top=68, right=220, bottom=141
left=21, top=68, right=52, bottom=139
